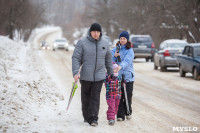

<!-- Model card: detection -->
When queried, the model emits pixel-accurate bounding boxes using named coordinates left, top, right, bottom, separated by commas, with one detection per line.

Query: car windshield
left=41, top=41, right=45, bottom=44
left=167, top=43, right=187, bottom=48
left=131, top=37, right=152, bottom=43
left=194, top=47, right=200, bottom=57
left=55, top=39, right=66, bottom=42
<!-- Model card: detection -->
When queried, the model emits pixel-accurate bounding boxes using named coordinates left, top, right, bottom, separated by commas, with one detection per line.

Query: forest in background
left=0, top=0, right=200, bottom=48
left=87, top=0, right=200, bottom=47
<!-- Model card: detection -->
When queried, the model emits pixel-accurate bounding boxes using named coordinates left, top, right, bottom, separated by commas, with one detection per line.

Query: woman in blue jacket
left=111, top=31, right=135, bottom=121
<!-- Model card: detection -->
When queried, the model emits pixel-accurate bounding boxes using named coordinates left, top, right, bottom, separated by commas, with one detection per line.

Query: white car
left=112, top=39, right=119, bottom=49
left=102, top=35, right=112, bottom=48
left=73, top=39, right=79, bottom=46
left=52, top=38, right=69, bottom=51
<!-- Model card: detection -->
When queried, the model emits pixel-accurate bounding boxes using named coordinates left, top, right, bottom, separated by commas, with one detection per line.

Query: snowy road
left=39, top=49, right=200, bottom=133
left=32, top=27, right=200, bottom=132
left=1, top=27, right=200, bottom=133
left=36, top=27, right=200, bottom=132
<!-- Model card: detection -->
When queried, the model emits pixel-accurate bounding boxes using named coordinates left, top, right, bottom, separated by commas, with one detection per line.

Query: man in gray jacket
left=72, top=23, right=113, bottom=126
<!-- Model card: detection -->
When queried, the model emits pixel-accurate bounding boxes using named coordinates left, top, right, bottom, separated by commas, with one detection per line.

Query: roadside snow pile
left=0, top=36, right=63, bottom=132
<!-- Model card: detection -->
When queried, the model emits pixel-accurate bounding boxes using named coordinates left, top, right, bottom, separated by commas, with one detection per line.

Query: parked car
left=73, top=39, right=79, bottom=46
left=176, top=43, right=200, bottom=80
left=154, top=39, right=188, bottom=71
left=102, top=35, right=112, bottom=48
left=52, top=38, right=69, bottom=51
left=112, top=39, right=119, bottom=49
left=130, top=35, right=156, bottom=62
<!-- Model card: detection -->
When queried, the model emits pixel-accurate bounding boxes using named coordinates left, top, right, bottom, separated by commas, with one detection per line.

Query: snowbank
left=0, top=36, right=63, bottom=132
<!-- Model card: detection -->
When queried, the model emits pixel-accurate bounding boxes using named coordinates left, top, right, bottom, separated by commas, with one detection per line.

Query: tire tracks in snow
left=133, top=60, right=200, bottom=131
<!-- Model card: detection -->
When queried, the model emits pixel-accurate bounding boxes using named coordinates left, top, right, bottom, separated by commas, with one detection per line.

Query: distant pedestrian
left=72, top=23, right=113, bottom=126
left=111, top=31, right=135, bottom=121
left=104, top=63, right=122, bottom=125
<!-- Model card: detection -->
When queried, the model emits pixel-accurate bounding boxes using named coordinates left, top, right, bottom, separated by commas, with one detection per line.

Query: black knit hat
left=89, top=23, right=102, bottom=32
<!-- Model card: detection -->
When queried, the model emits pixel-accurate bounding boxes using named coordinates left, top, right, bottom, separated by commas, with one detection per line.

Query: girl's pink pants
left=106, top=97, right=120, bottom=120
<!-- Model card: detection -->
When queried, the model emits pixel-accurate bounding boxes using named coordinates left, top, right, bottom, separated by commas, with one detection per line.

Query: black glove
left=116, top=45, right=121, bottom=62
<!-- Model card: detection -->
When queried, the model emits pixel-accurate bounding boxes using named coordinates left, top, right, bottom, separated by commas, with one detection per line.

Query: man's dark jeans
left=80, top=80, right=103, bottom=124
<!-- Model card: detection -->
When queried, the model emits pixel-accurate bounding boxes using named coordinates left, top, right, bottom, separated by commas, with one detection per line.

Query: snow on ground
left=1, top=26, right=200, bottom=133
left=0, top=28, right=65, bottom=132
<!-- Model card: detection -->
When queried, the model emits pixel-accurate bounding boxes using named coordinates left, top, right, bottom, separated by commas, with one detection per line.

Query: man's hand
left=74, top=75, right=80, bottom=82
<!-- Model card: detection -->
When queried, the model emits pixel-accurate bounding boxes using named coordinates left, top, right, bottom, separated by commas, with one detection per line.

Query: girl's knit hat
left=113, top=63, right=118, bottom=70
left=113, top=63, right=118, bottom=76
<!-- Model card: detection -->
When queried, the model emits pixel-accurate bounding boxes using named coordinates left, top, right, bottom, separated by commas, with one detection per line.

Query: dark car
left=130, top=35, right=156, bottom=62
left=40, top=40, right=50, bottom=50
left=154, top=39, right=188, bottom=71
left=40, top=40, right=46, bottom=47
left=177, top=43, right=200, bottom=80
left=42, top=44, right=50, bottom=50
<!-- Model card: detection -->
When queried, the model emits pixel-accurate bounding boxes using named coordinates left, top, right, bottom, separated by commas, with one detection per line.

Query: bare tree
left=0, top=0, right=45, bottom=41
left=83, top=0, right=200, bottom=47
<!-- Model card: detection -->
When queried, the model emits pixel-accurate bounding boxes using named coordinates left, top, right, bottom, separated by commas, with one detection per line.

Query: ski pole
left=122, top=74, right=130, bottom=115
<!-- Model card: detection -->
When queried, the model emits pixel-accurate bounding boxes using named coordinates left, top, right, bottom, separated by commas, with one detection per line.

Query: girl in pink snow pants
left=104, top=63, right=121, bottom=125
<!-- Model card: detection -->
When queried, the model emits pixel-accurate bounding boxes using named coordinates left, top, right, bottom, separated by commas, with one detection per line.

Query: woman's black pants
left=117, top=81, right=134, bottom=120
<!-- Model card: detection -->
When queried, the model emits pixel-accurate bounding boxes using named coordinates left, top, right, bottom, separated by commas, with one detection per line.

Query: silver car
left=52, top=38, right=69, bottom=51
left=154, top=39, right=188, bottom=71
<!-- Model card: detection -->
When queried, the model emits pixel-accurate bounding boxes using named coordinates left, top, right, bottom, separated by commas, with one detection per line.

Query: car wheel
left=154, top=63, right=158, bottom=70
left=146, top=58, right=149, bottom=62
left=179, top=65, right=185, bottom=77
left=160, top=66, right=166, bottom=72
left=193, top=67, right=199, bottom=80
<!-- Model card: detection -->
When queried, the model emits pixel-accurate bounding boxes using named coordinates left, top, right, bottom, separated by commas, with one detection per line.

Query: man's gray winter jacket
left=72, top=32, right=113, bottom=82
